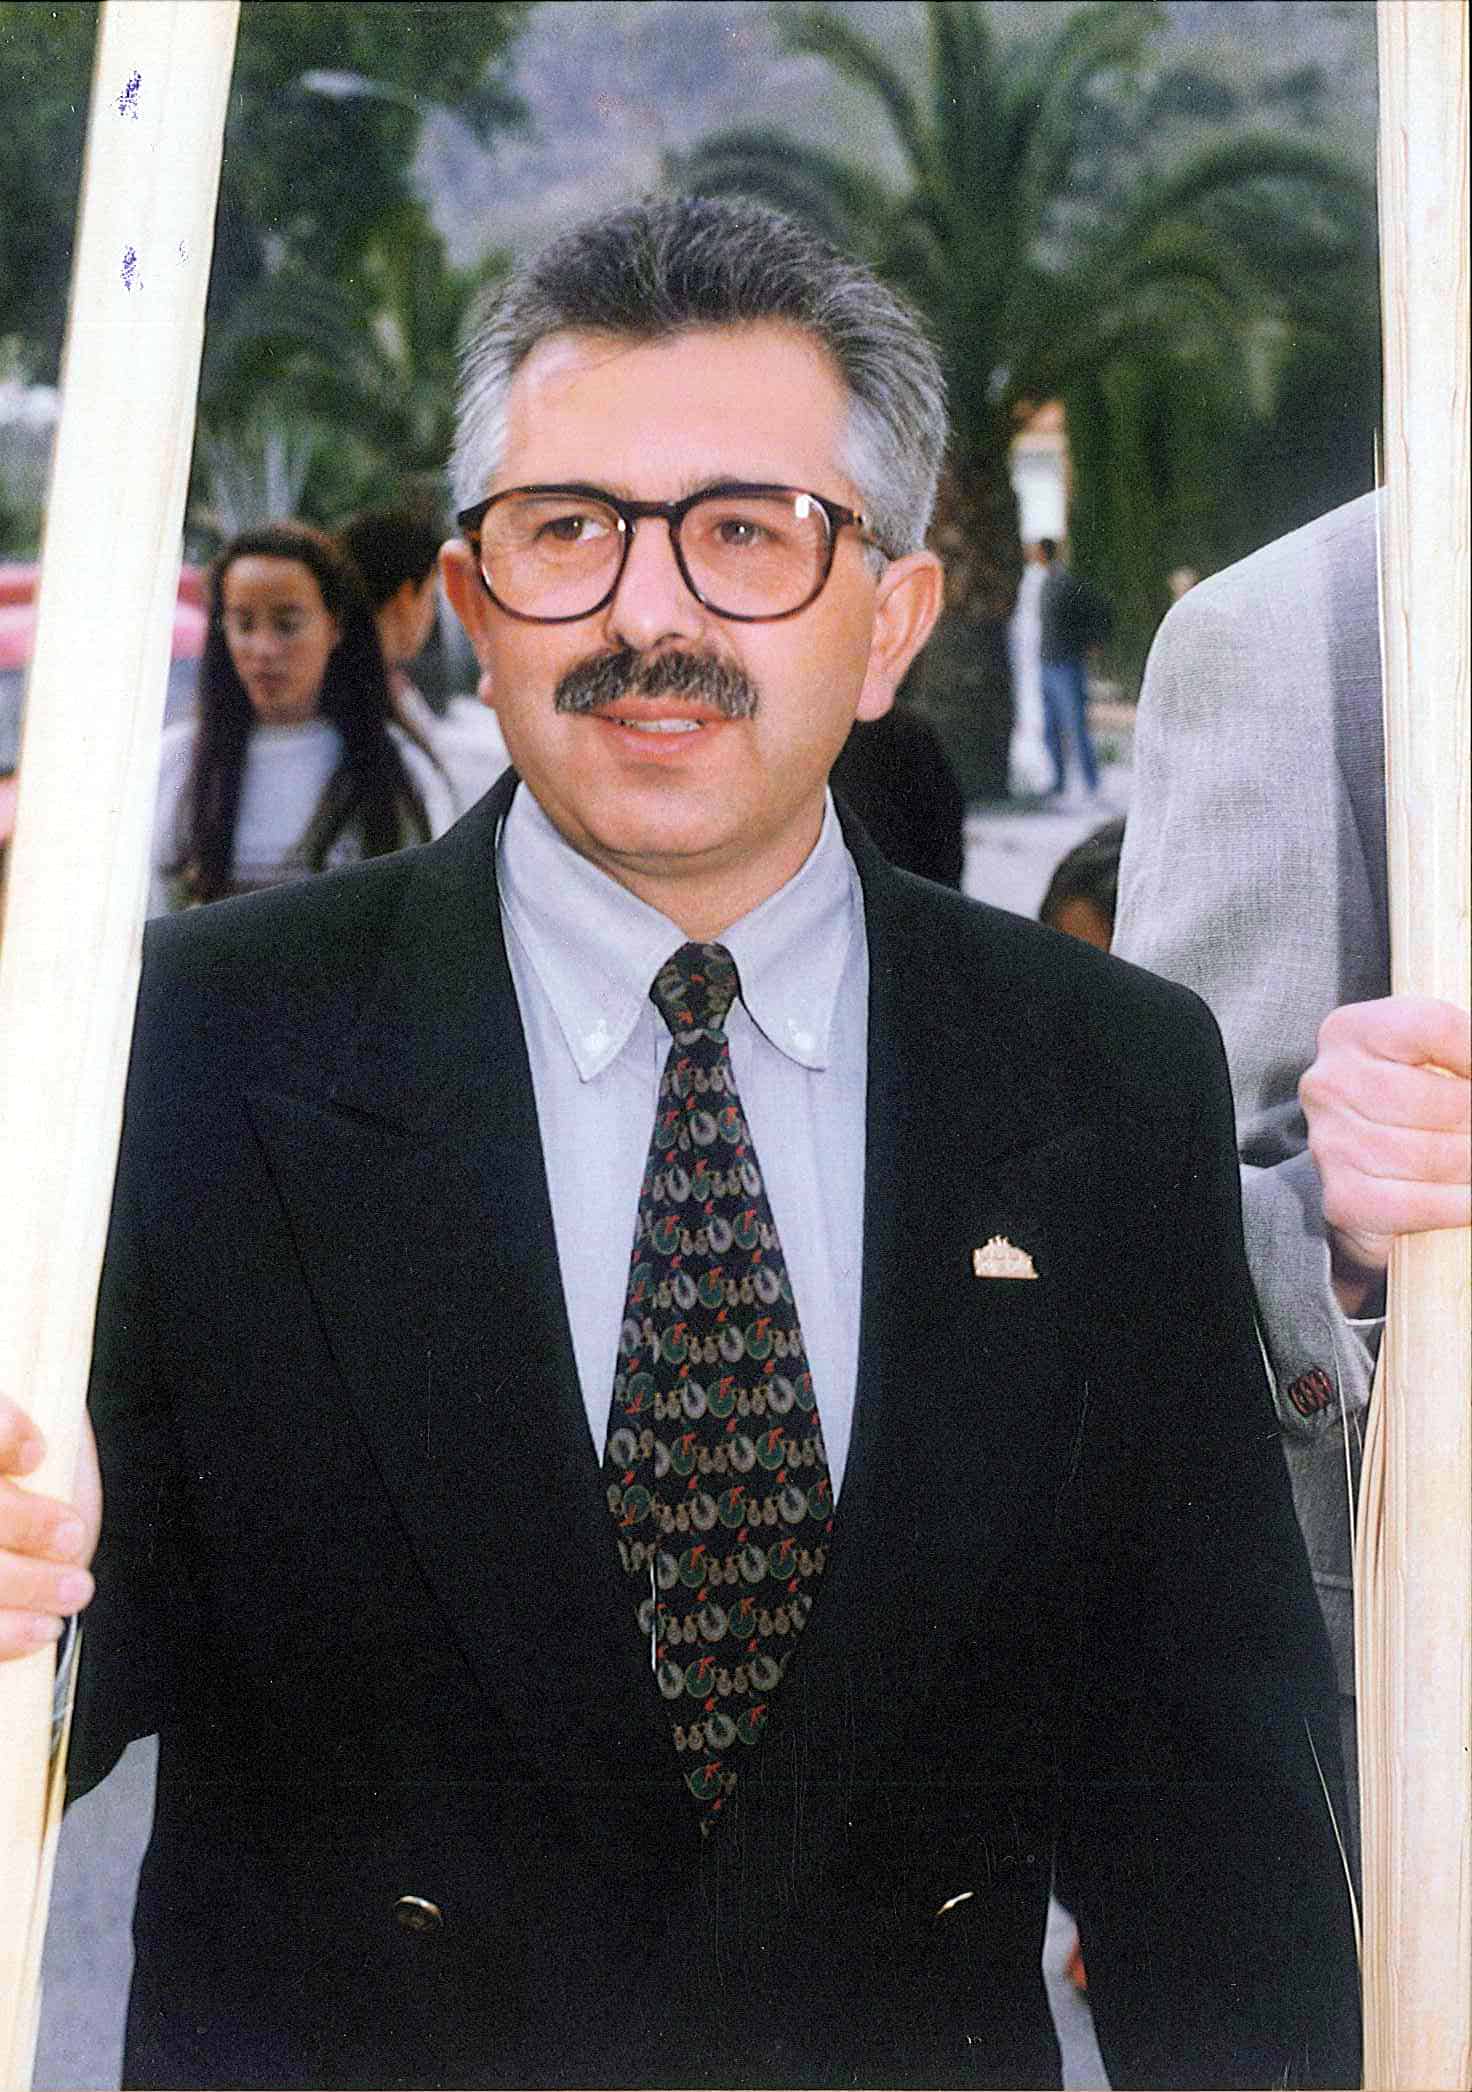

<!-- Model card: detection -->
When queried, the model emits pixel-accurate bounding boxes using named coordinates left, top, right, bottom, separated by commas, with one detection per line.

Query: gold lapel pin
left=972, top=1235, right=1038, bottom=1280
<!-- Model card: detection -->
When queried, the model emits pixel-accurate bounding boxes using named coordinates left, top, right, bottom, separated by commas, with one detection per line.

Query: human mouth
left=595, top=701, right=730, bottom=749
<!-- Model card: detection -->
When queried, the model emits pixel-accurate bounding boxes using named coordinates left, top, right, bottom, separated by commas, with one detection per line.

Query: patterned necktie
left=603, top=941, right=834, bottom=1830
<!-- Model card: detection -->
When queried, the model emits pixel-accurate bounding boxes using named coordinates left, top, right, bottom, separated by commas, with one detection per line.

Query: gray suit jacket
left=1113, top=492, right=1385, bottom=1723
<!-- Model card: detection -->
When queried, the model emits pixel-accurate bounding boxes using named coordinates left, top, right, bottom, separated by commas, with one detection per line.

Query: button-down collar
left=498, top=783, right=857, bottom=1080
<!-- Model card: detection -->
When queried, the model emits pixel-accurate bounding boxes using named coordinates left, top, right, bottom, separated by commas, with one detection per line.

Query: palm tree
left=670, top=0, right=1375, bottom=790
left=195, top=199, right=504, bottom=537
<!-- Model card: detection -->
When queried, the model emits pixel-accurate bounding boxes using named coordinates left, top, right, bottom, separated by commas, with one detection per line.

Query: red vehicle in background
left=0, top=560, right=207, bottom=848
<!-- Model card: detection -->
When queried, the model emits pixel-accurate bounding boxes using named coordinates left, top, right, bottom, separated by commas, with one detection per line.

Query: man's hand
left=1301, top=995, right=1472, bottom=1315
left=0, top=1397, right=99, bottom=1660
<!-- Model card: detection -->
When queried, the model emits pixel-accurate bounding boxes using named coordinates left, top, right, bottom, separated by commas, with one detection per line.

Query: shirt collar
left=498, top=783, right=858, bottom=1082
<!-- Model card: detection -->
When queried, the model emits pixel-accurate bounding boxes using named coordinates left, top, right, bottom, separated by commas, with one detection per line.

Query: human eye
left=712, top=513, right=772, bottom=551
left=514, top=498, right=616, bottom=551
left=546, top=510, right=611, bottom=543
left=695, top=494, right=802, bottom=557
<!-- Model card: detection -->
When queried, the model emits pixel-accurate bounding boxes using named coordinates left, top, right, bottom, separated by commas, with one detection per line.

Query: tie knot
left=651, top=942, right=740, bottom=1039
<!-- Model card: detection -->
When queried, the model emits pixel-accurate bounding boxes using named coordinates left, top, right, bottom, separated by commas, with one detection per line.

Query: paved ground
left=963, top=777, right=1127, bottom=918
left=35, top=747, right=1129, bottom=2091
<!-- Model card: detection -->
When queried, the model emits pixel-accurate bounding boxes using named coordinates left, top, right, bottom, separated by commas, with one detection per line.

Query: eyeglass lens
left=478, top=490, right=835, bottom=619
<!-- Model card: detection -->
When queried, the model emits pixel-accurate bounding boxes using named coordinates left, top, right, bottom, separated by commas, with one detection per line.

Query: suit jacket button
left=1287, top=1367, right=1334, bottom=1417
left=394, top=1895, right=443, bottom=1934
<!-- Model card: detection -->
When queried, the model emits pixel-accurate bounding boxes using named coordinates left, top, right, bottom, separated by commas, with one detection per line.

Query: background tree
left=671, top=0, right=1377, bottom=787
left=196, top=196, right=507, bottom=535
left=0, top=1, right=526, bottom=535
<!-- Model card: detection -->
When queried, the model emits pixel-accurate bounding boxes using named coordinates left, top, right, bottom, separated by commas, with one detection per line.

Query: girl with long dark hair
left=151, top=522, right=453, bottom=911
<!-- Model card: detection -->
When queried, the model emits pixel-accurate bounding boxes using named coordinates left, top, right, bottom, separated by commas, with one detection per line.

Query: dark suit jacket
left=74, top=771, right=1359, bottom=2091
left=829, top=706, right=965, bottom=887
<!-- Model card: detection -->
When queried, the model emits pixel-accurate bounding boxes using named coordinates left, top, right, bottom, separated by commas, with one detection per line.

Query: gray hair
left=451, top=194, right=947, bottom=559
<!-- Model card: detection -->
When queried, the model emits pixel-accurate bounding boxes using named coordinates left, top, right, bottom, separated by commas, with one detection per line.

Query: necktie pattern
left=603, top=942, right=834, bottom=1829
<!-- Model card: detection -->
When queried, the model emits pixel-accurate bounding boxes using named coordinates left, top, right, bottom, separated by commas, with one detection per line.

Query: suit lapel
left=243, top=776, right=668, bottom=1748
left=811, top=830, right=1101, bottom=1664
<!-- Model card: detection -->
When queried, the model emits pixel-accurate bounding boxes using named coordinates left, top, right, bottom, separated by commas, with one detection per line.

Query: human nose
left=601, top=515, right=706, bottom=652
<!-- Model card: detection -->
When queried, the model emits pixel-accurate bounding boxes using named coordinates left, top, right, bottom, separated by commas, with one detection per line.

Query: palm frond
left=776, top=4, right=938, bottom=192
left=1098, top=128, right=1372, bottom=276
left=924, top=1, right=1002, bottom=211
left=1004, top=1, right=1159, bottom=257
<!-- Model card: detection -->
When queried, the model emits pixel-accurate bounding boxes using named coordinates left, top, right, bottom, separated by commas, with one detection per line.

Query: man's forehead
left=496, top=322, right=855, bottom=495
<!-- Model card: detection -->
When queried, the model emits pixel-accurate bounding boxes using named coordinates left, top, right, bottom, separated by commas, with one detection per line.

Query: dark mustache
left=553, top=648, right=759, bottom=719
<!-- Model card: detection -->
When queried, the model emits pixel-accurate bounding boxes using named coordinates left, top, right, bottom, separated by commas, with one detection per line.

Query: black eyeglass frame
left=455, top=480, right=881, bottom=625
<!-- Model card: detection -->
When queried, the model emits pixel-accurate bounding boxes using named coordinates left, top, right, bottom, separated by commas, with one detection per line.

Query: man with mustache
left=0, top=196, right=1357, bottom=2088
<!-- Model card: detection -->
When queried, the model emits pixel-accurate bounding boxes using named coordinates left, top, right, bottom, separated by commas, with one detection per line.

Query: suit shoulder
left=1139, top=493, right=1379, bottom=738
left=879, top=866, right=1219, bottom=1067
left=1160, top=492, right=1377, bottom=638
left=137, top=846, right=423, bottom=1068
left=872, top=874, right=1234, bottom=1178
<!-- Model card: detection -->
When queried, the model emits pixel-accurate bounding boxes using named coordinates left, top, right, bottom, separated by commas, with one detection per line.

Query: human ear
left=439, top=539, right=497, bottom=669
left=854, top=549, right=944, bottom=721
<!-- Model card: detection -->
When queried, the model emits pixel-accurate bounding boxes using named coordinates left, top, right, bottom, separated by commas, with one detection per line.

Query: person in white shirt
left=337, top=505, right=510, bottom=816
left=150, top=519, right=453, bottom=913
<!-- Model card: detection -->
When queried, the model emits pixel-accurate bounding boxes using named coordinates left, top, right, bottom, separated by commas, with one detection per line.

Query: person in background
left=1166, top=564, right=1200, bottom=602
left=1113, top=490, right=1472, bottom=1885
left=152, top=522, right=453, bottom=914
left=829, top=700, right=965, bottom=886
left=337, top=506, right=510, bottom=816
left=1005, top=540, right=1053, bottom=796
left=1037, top=537, right=1111, bottom=803
left=1038, top=816, right=1124, bottom=950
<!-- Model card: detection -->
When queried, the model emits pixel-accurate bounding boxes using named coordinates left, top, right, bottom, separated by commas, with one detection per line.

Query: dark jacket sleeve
left=1056, top=980, right=1361, bottom=2087
left=69, top=1086, right=195, bottom=1799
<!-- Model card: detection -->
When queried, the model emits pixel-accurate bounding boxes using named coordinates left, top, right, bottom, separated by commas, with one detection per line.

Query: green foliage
left=211, top=4, right=524, bottom=315
left=0, top=0, right=526, bottom=541
left=196, top=200, right=508, bottom=539
left=0, top=3, right=98, bottom=385
left=671, top=0, right=1379, bottom=695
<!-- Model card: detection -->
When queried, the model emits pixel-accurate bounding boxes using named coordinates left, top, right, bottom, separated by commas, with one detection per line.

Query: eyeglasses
left=456, top=481, right=879, bottom=624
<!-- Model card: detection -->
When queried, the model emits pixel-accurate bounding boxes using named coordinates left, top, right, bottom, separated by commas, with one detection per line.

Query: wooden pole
left=0, top=4, right=238, bottom=2082
left=1355, top=3, right=1471, bottom=2085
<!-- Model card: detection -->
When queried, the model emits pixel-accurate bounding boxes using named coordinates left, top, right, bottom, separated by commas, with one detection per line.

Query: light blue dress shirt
left=498, top=783, right=868, bottom=1497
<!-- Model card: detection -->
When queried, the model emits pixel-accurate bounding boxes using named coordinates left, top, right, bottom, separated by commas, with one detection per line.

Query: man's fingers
left=0, top=1395, right=46, bottom=1477
left=0, top=1464, right=95, bottom=1662
left=0, top=1472, right=91, bottom=1561
left=1317, top=994, right=1472, bottom=1078
left=1310, top=1112, right=1472, bottom=1188
left=0, top=1609, right=72, bottom=1661
left=1319, top=1160, right=1472, bottom=1245
left=0, top=1546, right=93, bottom=1621
left=1303, top=1054, right=1471, bottom=1140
